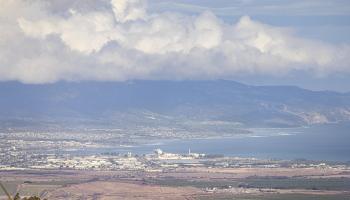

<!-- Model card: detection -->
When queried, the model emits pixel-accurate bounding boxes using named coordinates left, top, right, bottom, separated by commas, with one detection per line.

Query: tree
left=14, top=193, right=21, bottom=200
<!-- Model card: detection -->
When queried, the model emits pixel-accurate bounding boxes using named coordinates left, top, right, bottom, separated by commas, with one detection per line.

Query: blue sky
left=148, top=0, right=350, bottom=43
left=0, top=0, right=349, bottom=91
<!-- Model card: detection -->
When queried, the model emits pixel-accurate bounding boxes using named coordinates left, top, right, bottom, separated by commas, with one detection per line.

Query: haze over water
left=71, top=123, right=350, bottom=162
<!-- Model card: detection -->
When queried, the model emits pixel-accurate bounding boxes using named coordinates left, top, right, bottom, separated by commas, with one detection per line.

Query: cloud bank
left=0, top=0, right=349, bottom=83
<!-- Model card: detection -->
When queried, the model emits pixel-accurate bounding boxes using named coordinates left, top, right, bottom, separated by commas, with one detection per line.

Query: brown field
left=44, top=181, right=205, bottom=200
left=1, top=167, right=350, bottom=200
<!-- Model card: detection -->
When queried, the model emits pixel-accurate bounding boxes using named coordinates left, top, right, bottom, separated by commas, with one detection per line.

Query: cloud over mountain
left=0, top=0, right=349, bottom=83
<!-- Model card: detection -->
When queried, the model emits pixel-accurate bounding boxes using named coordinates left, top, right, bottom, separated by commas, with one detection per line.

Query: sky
left=0, top=0, right=350, bottom=91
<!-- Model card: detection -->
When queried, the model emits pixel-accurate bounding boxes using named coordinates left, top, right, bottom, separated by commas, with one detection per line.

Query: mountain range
left=1, top=80, right=350, bottom=129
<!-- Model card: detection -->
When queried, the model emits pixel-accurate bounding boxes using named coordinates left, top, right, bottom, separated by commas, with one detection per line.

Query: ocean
left=72, top=123, right=350, bottom=162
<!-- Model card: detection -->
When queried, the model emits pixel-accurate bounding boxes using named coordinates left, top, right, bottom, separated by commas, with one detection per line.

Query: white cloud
left=111, top=0, right=146, bottom=22
left=0, top=0, right=349, bottom=83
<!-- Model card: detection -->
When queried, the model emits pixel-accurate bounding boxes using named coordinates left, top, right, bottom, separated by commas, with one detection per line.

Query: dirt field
left=1, top=167, right=350, bottom=200
left=43, top=181, right=205, bottom=200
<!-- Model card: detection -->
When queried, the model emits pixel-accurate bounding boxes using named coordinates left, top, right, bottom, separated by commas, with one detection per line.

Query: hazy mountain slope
left=0, top=80, right=349, bottom=128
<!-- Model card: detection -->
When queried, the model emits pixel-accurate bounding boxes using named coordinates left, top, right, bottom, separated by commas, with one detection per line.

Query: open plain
left=1, top=165, right=350, bottom=200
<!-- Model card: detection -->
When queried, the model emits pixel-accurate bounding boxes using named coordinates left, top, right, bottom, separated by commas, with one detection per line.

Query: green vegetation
left=199, top=193, right=350, bottom=200
left=244, top=176, right=350, bottom=191
left=149, top=177, right=350, bottom=200
left=147, top=177, right=350, bottom=191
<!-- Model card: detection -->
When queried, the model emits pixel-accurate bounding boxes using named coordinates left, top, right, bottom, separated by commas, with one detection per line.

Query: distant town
left=1, top=130, right=349, bottom=172
left=1, top=130, right=350, bottom=199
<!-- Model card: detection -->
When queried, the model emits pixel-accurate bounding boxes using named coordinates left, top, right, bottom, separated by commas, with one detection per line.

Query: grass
left=198, top=193, right=350, bottom=200
left=0, top=179, right=82, bottom=197
left=243, top=177, right=350, bottom=191
left=146, top=177, right=350, bottom=191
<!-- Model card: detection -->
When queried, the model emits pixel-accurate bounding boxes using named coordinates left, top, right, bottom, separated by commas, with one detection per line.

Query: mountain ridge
left=1, top=80, right=350, bottom=128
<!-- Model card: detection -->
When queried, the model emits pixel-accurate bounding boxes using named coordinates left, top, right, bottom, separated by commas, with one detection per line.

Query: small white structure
left=154, top=148, right=163, bottom=155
